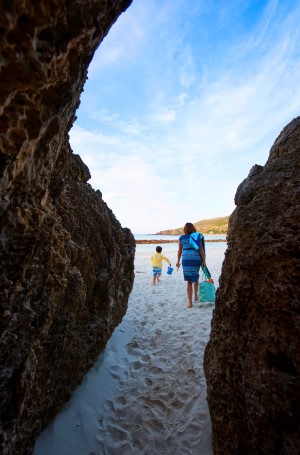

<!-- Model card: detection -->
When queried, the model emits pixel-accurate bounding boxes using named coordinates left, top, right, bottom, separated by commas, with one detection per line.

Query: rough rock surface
left=204, top=117, right=300, bottom=454
left=0, top=1, right=134, bottom=454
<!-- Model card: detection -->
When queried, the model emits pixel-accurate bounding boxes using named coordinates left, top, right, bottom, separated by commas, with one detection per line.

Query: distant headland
left=155, top=216, right=229, bottom=236
left=135, top=238, right=226, bottom=244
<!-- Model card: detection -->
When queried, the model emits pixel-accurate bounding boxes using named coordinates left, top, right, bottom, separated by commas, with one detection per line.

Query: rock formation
left=204, top=117, right=300, bottom=454
left=0, top=1, right=134, bottom=454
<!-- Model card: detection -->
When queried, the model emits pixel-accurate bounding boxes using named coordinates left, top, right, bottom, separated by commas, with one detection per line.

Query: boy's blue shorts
left=152, top=267, right=162, bottom=276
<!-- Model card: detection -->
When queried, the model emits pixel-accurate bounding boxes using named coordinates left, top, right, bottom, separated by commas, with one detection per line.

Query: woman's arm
left=176, top=241, right=182, bottom=268
left=199, top=243, right=206, bottom=266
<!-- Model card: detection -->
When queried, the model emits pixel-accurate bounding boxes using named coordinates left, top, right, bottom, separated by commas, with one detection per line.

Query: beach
left=34, top=246, right=226, bottom=455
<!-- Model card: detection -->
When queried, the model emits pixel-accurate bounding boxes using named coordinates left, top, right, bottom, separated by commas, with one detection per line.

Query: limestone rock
left=204, top=117, right=300, bottom=454
left=0, top=1, right=134, bottom=454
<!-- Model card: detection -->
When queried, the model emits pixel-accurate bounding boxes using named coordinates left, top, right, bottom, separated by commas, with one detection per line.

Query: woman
left=176, top=222, right=206, bottom=308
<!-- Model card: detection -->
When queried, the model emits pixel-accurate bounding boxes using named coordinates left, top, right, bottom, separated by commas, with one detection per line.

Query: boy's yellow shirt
left=151, top=253, right=170, bottom=268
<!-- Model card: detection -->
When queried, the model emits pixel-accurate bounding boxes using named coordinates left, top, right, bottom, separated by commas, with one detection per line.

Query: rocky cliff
left=0, top=1, right=134, bottom=454
left=204, top=117, right=300, bottom=454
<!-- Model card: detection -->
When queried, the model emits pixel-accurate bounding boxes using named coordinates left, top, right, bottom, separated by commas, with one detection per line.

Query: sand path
left=35, top=248, right=225, bottom=455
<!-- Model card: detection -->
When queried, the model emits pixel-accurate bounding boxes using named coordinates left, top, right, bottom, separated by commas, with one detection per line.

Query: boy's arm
left=162, top=255, right=171, bottom=265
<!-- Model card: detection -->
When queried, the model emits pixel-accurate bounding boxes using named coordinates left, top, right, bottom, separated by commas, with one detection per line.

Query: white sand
left=34, top=247, right=225, bottom=455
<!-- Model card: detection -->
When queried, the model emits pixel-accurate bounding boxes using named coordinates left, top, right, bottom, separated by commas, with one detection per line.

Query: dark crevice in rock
left=266, top=351, right=298, bottom=376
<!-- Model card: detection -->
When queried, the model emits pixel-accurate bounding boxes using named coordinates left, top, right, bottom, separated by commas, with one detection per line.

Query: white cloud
left=150, top=109, right=176, bottom=123
left=88, top=10, right=147, bottom=74
left=242, top=0, right=279, bottom=52
left=178, top=44, right=197, bottom=88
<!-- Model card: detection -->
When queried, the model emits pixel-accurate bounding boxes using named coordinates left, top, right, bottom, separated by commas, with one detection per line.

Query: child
left=150, top=246, right=171, bottom=285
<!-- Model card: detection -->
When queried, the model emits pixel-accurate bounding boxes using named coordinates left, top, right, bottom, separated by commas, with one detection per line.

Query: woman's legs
left=194, top=280, right=199, bottom=300
left=186, top=280, right=199, bottom=306
left=186, top=281, right=193, bottom=307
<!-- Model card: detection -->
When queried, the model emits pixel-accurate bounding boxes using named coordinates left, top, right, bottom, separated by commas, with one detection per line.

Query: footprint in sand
left=131, top=361, right=142, bottom=370
left=116, top=396, right=127, bottom=406
left=126, top=340, right=139, bottom=355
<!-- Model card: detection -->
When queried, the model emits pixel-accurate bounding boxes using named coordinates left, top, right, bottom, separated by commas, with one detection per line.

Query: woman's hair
left=184, top=222, right=196, bottom=234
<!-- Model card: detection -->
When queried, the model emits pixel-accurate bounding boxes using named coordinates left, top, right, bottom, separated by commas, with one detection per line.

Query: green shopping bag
left=199, top=274, right=216, bottom=303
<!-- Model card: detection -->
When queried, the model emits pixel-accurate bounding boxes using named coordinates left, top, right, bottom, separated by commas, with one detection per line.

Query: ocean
left=134, top=234, right=227, bottom=252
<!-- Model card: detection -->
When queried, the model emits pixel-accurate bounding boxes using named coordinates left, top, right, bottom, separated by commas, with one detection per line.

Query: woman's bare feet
left=186, top=304, right=193, bottom=308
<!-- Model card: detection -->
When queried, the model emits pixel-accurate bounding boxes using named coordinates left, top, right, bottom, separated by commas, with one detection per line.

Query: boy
left=150, top=246, right=171, bottom=285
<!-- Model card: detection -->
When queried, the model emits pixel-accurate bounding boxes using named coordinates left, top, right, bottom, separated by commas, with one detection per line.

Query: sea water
left=134, top=234, right=227, bottom=252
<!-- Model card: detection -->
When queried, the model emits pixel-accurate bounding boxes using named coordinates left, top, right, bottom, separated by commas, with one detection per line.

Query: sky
left=69, top=0, right=300, bottom=234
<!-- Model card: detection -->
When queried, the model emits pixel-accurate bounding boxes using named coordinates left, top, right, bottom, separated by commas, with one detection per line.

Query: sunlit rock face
left=204, top=117, right=300, bottom=454
left=0, top=1, right=134, bottom=454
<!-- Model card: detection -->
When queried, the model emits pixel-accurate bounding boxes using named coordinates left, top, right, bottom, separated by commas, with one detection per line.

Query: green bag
left=199, top=276, right=216, bottom=303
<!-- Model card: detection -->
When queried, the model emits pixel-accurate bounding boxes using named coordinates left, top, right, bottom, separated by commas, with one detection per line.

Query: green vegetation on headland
left=155, top=216, right=229, bottom=235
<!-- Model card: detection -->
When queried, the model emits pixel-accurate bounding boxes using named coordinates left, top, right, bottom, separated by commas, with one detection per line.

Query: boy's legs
left=152, top=268, right=156, bottom=285
left=152, top=267, right=161, bottom=285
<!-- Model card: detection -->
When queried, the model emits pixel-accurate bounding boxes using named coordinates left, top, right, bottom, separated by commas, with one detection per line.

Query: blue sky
left=70, top=0, right=300, bottom=234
